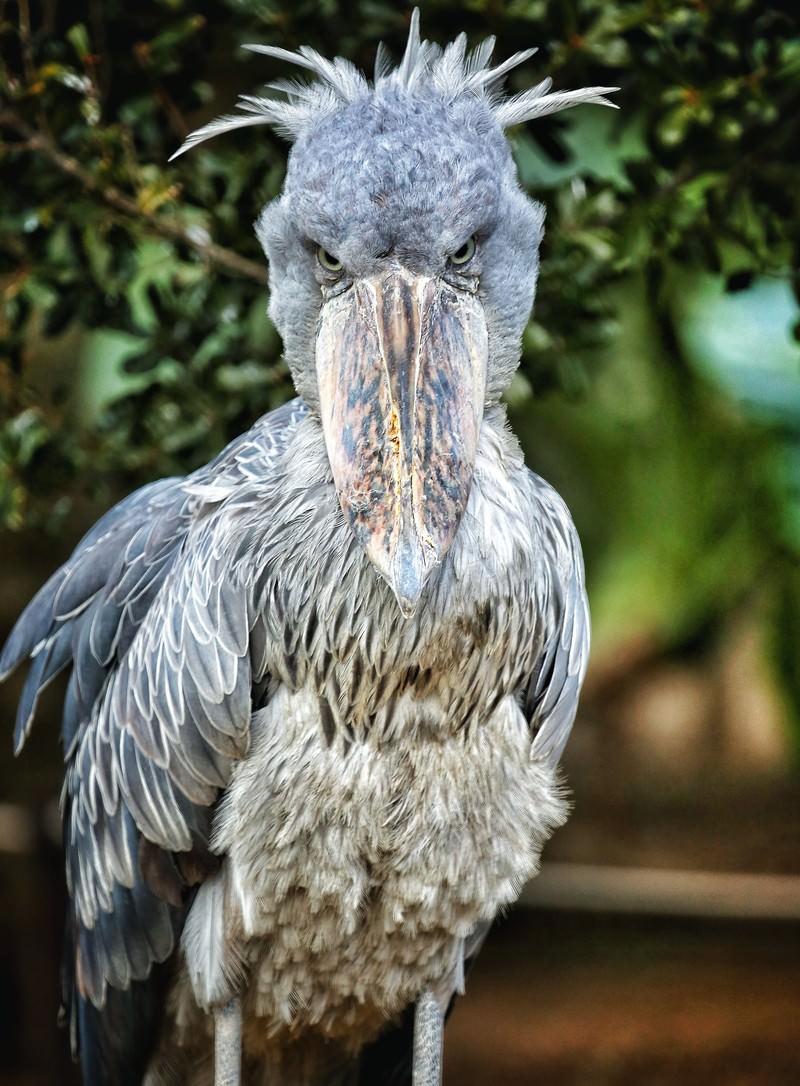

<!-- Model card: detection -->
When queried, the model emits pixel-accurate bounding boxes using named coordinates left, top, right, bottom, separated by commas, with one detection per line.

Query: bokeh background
left=1, top=1, right=799, bottom=1083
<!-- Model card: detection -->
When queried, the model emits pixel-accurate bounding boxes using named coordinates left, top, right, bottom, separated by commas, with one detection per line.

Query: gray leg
left=214, top=996, right=242, bottom=1086
left=412, top=988, right=444, bottom=1086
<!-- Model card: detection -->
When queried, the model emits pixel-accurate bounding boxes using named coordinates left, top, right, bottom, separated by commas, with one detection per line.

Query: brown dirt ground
left=444, top=909, right=800, bottom=1086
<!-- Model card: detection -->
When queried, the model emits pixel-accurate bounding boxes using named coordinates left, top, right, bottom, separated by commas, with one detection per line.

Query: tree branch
left=0, top=110, right=268, bottom=285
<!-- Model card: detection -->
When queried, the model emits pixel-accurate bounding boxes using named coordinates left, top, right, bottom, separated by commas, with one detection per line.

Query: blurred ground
left=445, top=910, right=800, bottom=1086
left=3, top=882, right=799, bottom=1085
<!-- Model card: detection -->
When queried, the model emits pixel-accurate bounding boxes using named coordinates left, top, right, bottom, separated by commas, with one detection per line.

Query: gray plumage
left=1, top=12, right=604, bottom=1085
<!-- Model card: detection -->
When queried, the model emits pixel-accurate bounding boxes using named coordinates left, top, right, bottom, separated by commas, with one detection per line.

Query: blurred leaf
left=673, top=273, right=800, bottom=424
left=515, top=108, right=648, bottom=193
left=66, top=23, right=90, bottom=61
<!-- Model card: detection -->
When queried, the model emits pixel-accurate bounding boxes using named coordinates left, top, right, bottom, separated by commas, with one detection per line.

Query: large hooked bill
left=316, top=268, right=488, bottom=616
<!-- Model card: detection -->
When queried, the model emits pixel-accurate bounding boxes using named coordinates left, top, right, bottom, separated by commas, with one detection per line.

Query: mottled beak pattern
left=316, top=269, right=488, bottom=615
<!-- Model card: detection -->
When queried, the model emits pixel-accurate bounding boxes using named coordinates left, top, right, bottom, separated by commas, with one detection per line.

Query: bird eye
left=317, top=246, right=343, bottom=273
left=449, top=236, right=476, bottom=267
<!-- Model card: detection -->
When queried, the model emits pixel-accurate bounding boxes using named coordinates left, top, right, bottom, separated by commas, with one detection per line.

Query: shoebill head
left=171, top=11, right=617, bottom=613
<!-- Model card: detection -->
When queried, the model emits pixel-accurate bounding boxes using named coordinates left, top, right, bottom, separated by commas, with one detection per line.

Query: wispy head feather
left=169, top=7, right=618, bottom=160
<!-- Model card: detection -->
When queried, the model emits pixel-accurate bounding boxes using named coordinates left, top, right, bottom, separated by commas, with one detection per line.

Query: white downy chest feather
left=176, top=683, right=565, bottom=1050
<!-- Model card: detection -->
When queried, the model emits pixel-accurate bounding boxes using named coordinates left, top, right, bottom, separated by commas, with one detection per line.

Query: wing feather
left=13, top=623, right=74, bottom=748
left=1, top=398, right=308, bottom=1080
left=526, top=475, right=591, bottom=768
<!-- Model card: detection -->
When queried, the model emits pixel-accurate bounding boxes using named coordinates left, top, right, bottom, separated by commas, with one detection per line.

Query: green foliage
left=1, top=1, right=799, bottom=725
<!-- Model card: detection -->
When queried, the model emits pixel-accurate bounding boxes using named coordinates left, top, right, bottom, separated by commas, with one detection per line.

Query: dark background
left=1, top=1, right=799, bottom=1082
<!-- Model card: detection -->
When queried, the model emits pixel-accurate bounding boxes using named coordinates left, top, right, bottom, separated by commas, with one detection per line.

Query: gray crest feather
left=169, top=6, right=618, bottom=160
left=464, top=35, right=496, bottom=78
left=468, top=47, right=539, bottom=94
left=495, top=84, right=620, bottom=127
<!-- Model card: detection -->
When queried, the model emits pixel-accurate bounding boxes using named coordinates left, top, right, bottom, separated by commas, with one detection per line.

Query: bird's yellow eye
left=317, top=246, right=343, bottom=272
left=449, top=236, right=476, bottom=266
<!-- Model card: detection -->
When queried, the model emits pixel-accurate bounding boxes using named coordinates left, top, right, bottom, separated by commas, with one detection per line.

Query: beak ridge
left=316, top=269, right=488, bottom=614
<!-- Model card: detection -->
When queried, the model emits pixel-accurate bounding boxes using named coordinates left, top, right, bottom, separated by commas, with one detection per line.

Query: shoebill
left=1, top=11, right=616, bottom=1086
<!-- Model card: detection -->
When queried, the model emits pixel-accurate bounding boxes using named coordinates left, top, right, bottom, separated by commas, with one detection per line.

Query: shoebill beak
left=316, top=268, right=488, bottom=616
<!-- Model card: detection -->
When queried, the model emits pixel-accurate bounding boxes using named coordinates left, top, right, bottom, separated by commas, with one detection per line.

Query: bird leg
left=412, top=988, right=444, bottom=1086
left=214, top=996, right=242, bottom=1086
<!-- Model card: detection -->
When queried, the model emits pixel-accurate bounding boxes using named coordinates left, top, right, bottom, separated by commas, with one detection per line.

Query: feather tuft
left=169, top=6, right=618, bottom=158
left=181, top=876, right=247, bottom=1008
